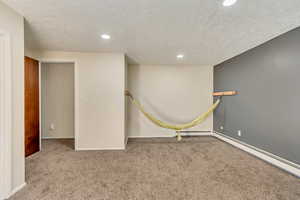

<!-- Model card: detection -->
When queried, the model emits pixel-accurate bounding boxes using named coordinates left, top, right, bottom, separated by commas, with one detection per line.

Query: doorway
left=24, top=60, right=76, bottom=157
left=40, top=62, right=75, bottom=147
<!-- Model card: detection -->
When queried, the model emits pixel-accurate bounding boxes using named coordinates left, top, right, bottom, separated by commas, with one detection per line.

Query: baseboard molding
left=42, top=137, right=74, bottom=139
left=9, top=182, right=26, bottom=198
left=213, top=131, right=300, bottom=178
left=76, top=146, right=126, bottom=151
left=128, top=131, right=212, bottom=139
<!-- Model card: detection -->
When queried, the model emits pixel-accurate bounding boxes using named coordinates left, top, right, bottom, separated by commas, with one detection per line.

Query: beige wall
left=0, top=1, right=25, bottom=192
left=28, top=51, right=126, bottom=149
left=127, top=65, right=213, bottom=137
left=41, top=63, right=74, bottom=139
left=24, top=48, right=36, bottom=59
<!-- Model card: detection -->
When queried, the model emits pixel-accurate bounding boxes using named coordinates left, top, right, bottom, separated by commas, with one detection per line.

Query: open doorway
left=40, top=62, right=75, bottom=150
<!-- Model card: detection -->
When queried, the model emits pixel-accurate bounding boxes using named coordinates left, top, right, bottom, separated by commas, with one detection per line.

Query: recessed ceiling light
left=101, top=34, right=111, bottom=40
left=177, top=54, right=184, bottom=59
left=223, top=0, right=237, bottom=7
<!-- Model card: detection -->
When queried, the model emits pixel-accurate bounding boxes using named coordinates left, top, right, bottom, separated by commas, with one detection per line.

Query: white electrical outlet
left=220, top=126, right=224, bottom=130
left=50, top=123, right=55, bottom=130
left=237, top=130, right=242, bottom=137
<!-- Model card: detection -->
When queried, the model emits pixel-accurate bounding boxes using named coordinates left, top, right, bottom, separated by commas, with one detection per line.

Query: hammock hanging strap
left=126, top=91, right=221, bottom=140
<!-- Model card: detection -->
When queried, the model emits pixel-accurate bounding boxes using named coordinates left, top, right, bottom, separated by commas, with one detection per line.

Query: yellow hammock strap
left=126, top=91, right=221, bottom=140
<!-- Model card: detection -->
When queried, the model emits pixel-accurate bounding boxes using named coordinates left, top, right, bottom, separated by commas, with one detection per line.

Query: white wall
left=127, top=65, right=213, bottom=137
left=41, top=63, right=74, bottom=139
left=28, top=51, right=126, bottom=149
left=0, top=1, right=25, bottom=194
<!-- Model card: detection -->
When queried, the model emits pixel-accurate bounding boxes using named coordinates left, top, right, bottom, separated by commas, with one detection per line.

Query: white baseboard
left=42, top=137, right=74, bottom=139
left=76, top=146, right=126, bottom=151
left=9, top=182, right=26, bottom=198
left=213, top=131, right=300, bottom=178
left=128, top=131, right=212, bottom=139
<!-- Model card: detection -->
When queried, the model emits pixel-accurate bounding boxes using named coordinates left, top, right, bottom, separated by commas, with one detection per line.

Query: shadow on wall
left=127, top=64, right=141, bottom=137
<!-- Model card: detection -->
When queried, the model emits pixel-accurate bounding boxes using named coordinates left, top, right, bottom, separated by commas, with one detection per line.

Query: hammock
left=125, top=91, right=221, bottom=141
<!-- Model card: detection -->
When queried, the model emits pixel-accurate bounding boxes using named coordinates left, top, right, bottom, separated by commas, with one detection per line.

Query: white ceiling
left=3, top=0, right=300, bottom=65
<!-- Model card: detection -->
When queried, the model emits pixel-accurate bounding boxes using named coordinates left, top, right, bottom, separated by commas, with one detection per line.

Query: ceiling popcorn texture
left=3, top=0, right=300, bottom=65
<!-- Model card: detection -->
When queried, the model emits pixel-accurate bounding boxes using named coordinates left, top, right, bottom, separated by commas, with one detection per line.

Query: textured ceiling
left=3, top=0, right=300, bottom=65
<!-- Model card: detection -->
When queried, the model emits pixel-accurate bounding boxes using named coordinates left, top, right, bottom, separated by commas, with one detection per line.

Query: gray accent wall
left=214, top=27, right=300, bottom=165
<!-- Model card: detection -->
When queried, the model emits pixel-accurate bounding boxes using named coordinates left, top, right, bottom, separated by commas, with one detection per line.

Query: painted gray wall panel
left=214, top=27, right=300, bottom=165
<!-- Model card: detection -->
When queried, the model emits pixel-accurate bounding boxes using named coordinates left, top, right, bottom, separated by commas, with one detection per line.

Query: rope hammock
left=125, top=90, right=221, bottom=141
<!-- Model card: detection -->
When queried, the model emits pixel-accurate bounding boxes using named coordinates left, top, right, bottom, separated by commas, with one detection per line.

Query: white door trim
left=39, top=62, right=42, bottom=151
left=0, top=31, right=12, bottom=199
left=39, top=60, right=79, bottom=150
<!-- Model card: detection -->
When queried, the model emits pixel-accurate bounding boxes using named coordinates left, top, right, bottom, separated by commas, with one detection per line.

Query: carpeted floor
left=10, top=137, right=300, bottom=200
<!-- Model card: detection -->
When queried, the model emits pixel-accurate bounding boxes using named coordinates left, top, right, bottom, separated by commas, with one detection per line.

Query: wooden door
left=25, top=56, right=40, bottom=157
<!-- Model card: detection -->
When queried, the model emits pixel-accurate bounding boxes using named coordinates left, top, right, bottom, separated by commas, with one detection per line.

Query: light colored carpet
left=10, top=137, right=300, bottom=200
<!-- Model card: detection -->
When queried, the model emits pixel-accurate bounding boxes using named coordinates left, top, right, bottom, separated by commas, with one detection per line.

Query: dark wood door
left=25, top=56, right=40, bottom=157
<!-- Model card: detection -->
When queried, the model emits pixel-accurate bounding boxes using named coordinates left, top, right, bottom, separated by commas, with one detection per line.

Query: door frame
left=0, top=31, right=12, bottom=199
left=39, top=60, right=78, bottom=150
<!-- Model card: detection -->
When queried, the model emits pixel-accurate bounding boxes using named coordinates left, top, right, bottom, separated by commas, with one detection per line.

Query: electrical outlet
left=50, top=123, right=55, bottom=131
left=237, top=130, right=242, bottom=137
left=220, top=126, right=224, bottom=130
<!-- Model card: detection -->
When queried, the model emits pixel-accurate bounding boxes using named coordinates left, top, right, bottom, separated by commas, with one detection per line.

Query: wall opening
left=41, top=62, right=75, bottom=149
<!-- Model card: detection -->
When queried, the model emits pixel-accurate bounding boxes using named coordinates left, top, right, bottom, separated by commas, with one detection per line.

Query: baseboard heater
left=213, top=131, right=300, bottom=178
left=128, top=131, right=212, bottom=139
left=179, top=131, right=212, bottom=137
left=179, top=131, right=211, bottom=133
